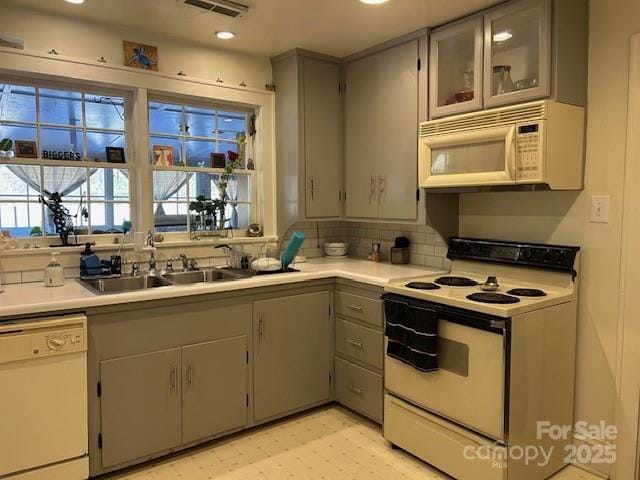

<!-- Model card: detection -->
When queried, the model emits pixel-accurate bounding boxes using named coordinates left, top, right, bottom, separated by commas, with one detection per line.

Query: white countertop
left=0, top=258, right=442, bottom=318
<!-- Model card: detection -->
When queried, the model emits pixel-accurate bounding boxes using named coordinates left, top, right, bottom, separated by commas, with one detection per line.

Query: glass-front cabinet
left=429, top=0, right=586, bottom=119
left=484, top=0, right=551, bottom=107
left=429, top=17, right=483, bottom=118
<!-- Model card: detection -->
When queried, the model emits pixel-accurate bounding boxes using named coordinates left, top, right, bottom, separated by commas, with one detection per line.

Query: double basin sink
left=79, top=267, right=251, bottom=295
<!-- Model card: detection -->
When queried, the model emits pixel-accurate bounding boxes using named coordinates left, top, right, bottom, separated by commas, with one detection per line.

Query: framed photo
left=15, top=140, right=37, bottom=158
left=123, top=40, right=158, bottom=71
left=211, top=153, right=226, bottom=168
left=153, top=145, right=174, bottom=166
left=105, top=147, right=126, bottom=164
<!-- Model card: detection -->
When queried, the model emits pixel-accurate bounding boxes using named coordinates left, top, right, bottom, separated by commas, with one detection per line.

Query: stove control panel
left=448, top=238, right=580, bottom=272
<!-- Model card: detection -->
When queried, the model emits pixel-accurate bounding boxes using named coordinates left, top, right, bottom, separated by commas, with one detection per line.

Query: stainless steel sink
left=78, top=275, right=172, bottom=294
left=163, top=268, right=250, bottom=285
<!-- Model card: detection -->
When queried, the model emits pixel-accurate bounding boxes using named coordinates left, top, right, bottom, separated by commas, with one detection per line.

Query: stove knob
left=47, top=336, right=66, bottom=350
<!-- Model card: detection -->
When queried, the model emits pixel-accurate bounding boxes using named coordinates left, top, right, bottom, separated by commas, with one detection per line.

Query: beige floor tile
left=105, top=406, right=601, bottom=480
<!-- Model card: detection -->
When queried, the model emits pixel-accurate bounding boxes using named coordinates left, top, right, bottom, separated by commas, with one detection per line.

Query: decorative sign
left=15, top=140, right=38, bottom=158
left=42, top=150, right=81, bottom=161
left=123, top=40, right=158, bottom=71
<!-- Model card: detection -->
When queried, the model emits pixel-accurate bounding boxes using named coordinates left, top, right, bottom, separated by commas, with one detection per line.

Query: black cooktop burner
left=405, top=282, right=441, bottom=290
left=507, top=288, right=547, bottom=297
left=467, top=293, right=521, bottom=304
left=435, top=276, right=479, bottom=287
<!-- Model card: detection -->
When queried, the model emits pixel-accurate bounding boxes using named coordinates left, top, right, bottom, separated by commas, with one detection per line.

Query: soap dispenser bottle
left=44, top=252, right=65, bottom=287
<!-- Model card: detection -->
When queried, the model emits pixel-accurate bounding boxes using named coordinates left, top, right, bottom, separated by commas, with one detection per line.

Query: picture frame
left=153, top=145, right=174, bottom=166
left=15, top=140, right=37, bottom=158
left=123, top=40, right=159, bottom=71
left=211, top=153, right=226, bottom=168
left=105, top=147, right=126, bottom=164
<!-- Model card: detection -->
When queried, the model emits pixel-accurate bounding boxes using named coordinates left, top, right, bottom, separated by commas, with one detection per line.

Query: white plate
left=325, top=254, right=348, bottom=259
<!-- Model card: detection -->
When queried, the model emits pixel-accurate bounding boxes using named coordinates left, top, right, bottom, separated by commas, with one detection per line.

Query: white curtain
left=7, top=165, right=92, bottom=197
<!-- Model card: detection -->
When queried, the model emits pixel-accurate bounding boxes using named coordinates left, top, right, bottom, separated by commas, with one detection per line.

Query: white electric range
left=382, top=237, right=580, bottom=480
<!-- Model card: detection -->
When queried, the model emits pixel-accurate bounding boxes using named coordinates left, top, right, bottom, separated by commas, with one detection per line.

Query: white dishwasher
left=0, top=315, right=89, bottom=480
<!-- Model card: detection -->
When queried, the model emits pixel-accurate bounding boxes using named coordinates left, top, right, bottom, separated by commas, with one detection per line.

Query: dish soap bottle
left=44, top=252, right=65, bottom=287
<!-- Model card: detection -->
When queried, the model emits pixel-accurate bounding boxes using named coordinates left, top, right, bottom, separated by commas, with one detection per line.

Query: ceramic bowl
left=324, top=242, right=348, bottom=257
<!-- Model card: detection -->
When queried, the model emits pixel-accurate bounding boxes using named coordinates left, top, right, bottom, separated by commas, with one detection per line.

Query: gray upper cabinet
left=429, top=0, right=587, bottom=118
left=429, top=16, right=484, bottom=118
left=273, top=52, right=342, bottom=235
left=253, top=291, right=331, bottom=422
left=100, top=348, right=182, bottom=469
left=344, top=39, right=421, bottom=221
left=182, top=336, right=248, bottom=444
left=483, top=0, right=551, bottom=108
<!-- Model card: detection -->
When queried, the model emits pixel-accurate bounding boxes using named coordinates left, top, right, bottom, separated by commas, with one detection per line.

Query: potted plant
left=0, top=139, right=14, bottom=159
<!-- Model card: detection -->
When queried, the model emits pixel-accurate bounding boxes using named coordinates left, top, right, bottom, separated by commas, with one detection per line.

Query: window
left=0, top=82, right=131, bottom=237
left=149, top=100, right=253, bottom=233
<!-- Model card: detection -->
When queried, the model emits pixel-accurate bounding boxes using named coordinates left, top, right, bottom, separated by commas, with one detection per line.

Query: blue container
left=281, top=231, right=305, bottom=269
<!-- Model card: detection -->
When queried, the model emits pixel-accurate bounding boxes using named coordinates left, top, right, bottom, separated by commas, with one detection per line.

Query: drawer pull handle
left=346, top=304, right=363, bottom=312
left=346, top=339, right=364, bottom=349
left=349, top=385, right=363, bottom=395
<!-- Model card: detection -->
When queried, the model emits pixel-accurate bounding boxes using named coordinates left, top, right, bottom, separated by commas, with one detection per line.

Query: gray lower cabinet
left=335, top=357, right=383, bottom=422
left=182, top=336, right=248, bottom=444
left=100, top=348, right=182, bottom=469
left=253, top=291, right=332, bottom=422
left=99, top=335, right=249, bottom=470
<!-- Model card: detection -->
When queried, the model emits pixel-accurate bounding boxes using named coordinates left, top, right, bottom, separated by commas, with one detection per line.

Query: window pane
left=154, top=202, right=188, bottom=232
left=39, top=89, right=82, bottom=126
left=85, top=95, right=125, bottom=130
left=218, top=141, right=238, bottom=156
left=150, top=137, right=183, bottom=166
left=0, top=202, right=42, bottom=238
left=0, top=124, right=37, bottom=154
left=226, top=203, right=250, bottom=230
left=40, top=127, right=83, bottom=159
left=186, top=139, right=215, bottom=167
left=227, top=175, right=251, bottom=203
left=0, top=165, right=40, bottom=198
left=43, top=166, right=87, bottom=200
left=185, top=105, right=215, bottom=138
left=89, top=168, right=129, bottom=201
left=87, top=131, right=126, bottom=162
left=153, top=170, right=188, bottom=201
left=90, top=202, right=130, bottom=233
left=0, top=84, right=36, bottom=123
left=149, top=102, right=183, bottom=135
left=218, top=111, right=246, bottom=140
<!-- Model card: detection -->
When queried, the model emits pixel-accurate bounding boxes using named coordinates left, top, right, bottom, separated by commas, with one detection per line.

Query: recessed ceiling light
left=493, top=31, right=513, bottom=42
left=360, top=0, right=389, bottom=4
left=215, top=31, right=235, bottom=40
left=64, top=0, right=85, bottom=4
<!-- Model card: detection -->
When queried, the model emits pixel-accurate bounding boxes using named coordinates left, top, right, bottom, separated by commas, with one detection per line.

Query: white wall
left=0, top=5, right=272, bottom=89
left=459, top=0, right=640, bottom=476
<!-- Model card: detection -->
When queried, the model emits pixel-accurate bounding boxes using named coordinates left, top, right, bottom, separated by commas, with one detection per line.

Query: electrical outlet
left=590, top=196, right=610, bottom=223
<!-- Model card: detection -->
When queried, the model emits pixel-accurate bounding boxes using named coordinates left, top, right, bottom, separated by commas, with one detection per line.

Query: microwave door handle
left=507, top=126, right=517, bottom=180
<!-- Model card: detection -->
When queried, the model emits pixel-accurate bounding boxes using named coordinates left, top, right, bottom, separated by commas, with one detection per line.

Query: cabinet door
left=429, top=16, right=484, bottom=118
left=376, top=41, right=419, bottom=220
left=484, top=0, right=551, bottom=107
left=100, top=348, right=182, bottom=469
left=182, top=336, right=248, bottom=444
left=345, top=54, right=380, bottom=219
left=304, top=58, right=342, bottom=218
left=253, top=291, right=331, bottom=421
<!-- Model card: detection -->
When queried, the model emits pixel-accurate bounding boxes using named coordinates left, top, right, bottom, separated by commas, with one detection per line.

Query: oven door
left=385, top=306, right=507, bottom=441
left=419, top=125, right=517, bottom=189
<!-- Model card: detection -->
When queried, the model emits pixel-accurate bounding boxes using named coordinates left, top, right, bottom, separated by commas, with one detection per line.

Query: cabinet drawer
left=335, top=357, right=383, bottom=423
left=384, top=394, right=506, bottom=480
left=335, top=291, right=383, bottom=328
left=335, top=319, right=383, bottom=370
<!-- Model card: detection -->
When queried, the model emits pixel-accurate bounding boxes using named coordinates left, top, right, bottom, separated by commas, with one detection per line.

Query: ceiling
left=5, top=0, right=500, bottom=58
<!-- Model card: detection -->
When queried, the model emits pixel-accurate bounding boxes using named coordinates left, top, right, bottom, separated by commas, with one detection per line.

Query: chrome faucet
left=148, top=251, right=158, bottom=275
left=178, top=253, right=199, bottom=271
left=179, top=254, right=189, bottom=271
left=129, top=261, right=139, bottom=277
left=146, top=230, right=154, bottom=248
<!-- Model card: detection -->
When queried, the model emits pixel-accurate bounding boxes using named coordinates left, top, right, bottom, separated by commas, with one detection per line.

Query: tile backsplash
left=283, top=221, right=451, bottom=270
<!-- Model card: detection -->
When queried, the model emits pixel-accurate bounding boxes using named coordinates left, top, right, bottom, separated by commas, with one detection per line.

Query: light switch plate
left=590, top=195, right=610, bottom=223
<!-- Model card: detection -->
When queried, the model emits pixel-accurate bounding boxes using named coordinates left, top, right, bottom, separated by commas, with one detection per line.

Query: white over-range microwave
left=418, top=100, right=585, bottom=190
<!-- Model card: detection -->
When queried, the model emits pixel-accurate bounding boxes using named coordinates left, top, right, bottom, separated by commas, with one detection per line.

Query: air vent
left=184, top=0, right=248, bottom=17
left=420, top=101, right=547, bottom=137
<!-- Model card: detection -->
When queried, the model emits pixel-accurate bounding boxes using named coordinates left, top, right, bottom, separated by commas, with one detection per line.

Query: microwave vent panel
left=420, top=102, right=546, bottom=137
left=183, top=0, right=248, bottom=17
